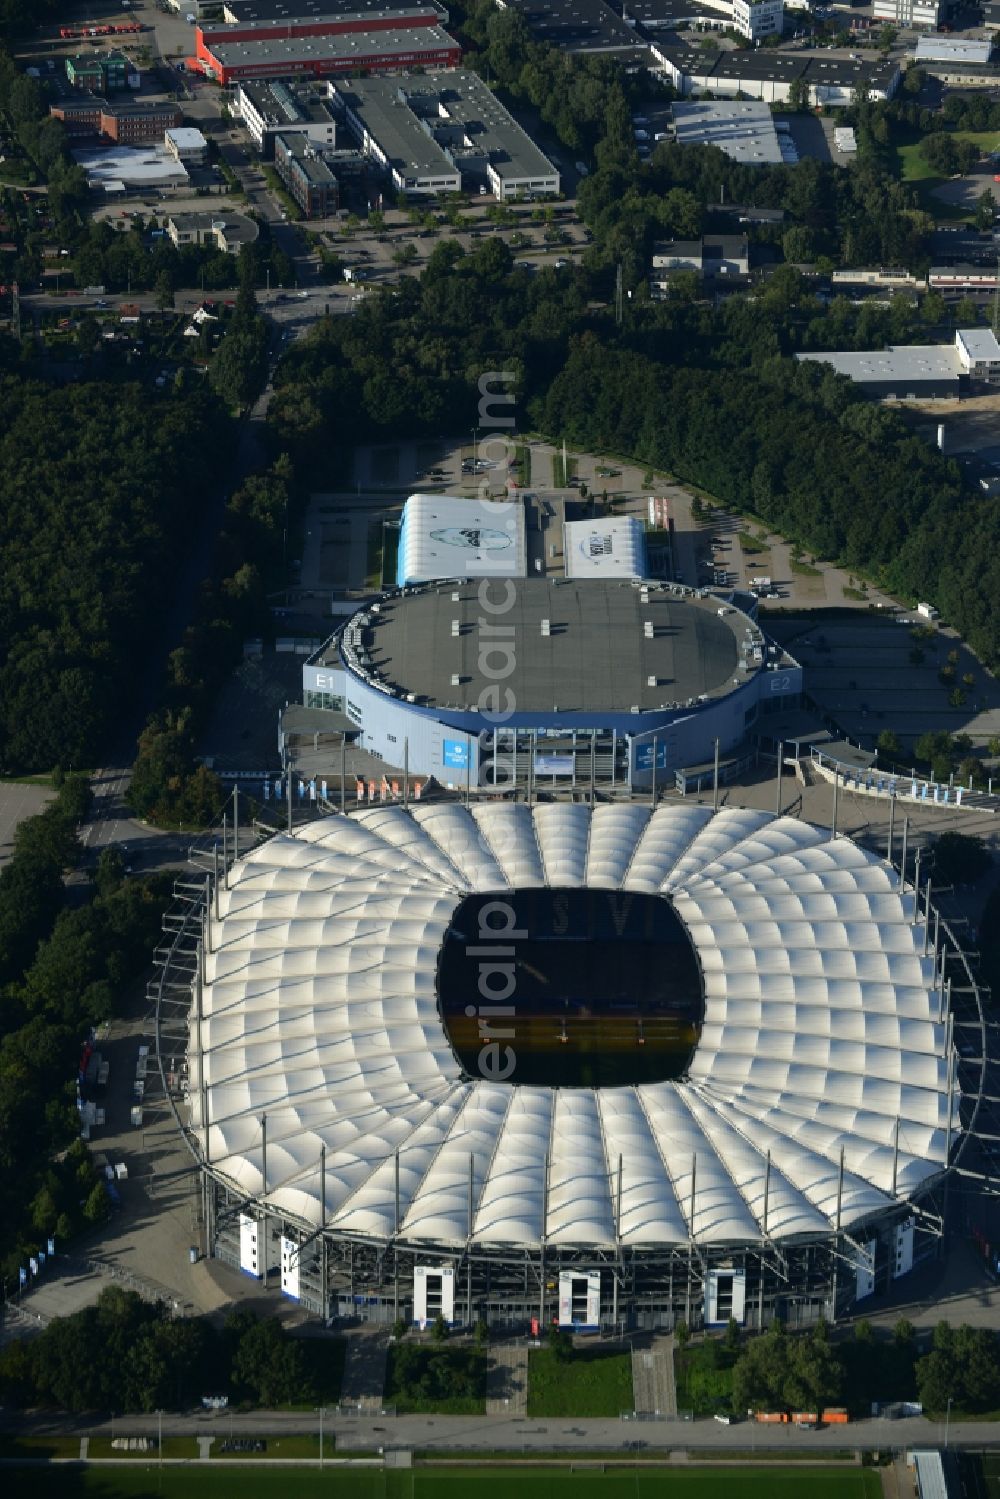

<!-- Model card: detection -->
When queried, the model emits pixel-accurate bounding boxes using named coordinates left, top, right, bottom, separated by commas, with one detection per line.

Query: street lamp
left=318, top=1405, right=326, bottom=1469
left=945, top=1394, right=953, bottom=1449
left=157, top=1408, right=163, bottom=1468
left=471, top=426, right=479, bottom=469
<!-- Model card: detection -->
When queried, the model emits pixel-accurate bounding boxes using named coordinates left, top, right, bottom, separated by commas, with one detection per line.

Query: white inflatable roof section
left=397, top=493, right=527, bottom=584
left=190, top=804, right=960, bottom=1250
left=563, top=514, right=647, bottom=579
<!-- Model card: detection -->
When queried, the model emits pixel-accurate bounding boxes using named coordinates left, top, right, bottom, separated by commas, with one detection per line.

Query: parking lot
left=766, top=611, right=1000, bottom=753
left=0, top=780, right=53, bottom=867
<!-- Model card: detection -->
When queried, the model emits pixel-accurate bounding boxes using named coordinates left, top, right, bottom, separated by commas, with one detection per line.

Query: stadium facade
left=161, top=801, right=976, bottom=1332
left=302, top=577, right=800, bottom=789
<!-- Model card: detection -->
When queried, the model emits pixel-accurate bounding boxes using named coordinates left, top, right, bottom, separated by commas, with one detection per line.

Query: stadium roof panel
left=190, top=805, right=958, bottom=1252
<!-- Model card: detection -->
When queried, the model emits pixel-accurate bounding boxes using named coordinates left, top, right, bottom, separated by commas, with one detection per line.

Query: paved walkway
left=339, top=1329, right=389, bottom=1414
left=631, top=1334, right=675, bottom=1418
left=486, top=1339, right=529, bottom=1416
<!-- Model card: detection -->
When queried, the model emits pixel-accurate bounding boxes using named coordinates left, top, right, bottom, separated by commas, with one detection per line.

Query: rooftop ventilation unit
left=451, top=619, right=459, bottom=636
left=644, top=620, right=654, bottom=638
left=541, top=619, right=550, bottom=636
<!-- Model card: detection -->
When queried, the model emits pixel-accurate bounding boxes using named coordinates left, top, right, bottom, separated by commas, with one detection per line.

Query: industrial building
left=50, top=97, right=184, bottom=143
left=731, top=0, right=785, bottom=43
left=914, top=35, right=994, bottom=66
left=72, top=144, right=191, bottom=189
left=332, top=77, right=460, bottom=194
left=237, top=77, right=338, bottom=156
left=872, top=0, right=953, bottom=26
left=494, top=0, right=652, bottom=62
left=167, top=211, right=260, bottom=253
left=220, top=0, right=448, bottom=26
left=913, top=57, right=1000, bottom=88
left=330, top=70, right=559, bottom=199
left=651, top=234, right=750, bottom=292
left=65, top=50, right=130, bottom=93
left=796, top=329, right=1000, bottom=400
left=929, top=264, right=1000, bottom=293
left=274, top=132, right=339, bottom=215
left=671, top=101, right=784, bottom=167
left=165, top=126, right=209, bottom=165
left=654, top=41, right=900, bottom=104
left=196, top=26, right=461, bottom=84
left=172, top=801, right=973, bottom=1328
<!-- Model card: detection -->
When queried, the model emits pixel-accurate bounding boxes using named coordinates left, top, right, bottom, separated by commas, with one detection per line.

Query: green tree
left=877, top=728, right=901, bottom=759
left=931, top=831, right=991, bottom=886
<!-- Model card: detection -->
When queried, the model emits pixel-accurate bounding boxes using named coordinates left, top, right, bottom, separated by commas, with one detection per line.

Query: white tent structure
left=189, top=804, right=959, bottom=1265
left=395, top=494, right=527, bottom=586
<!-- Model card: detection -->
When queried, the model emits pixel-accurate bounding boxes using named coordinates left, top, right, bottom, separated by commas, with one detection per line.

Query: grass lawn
left=894, top=128, right=1000, bottom=218
left=365, top=519, right=384, bottom=589
left=789, top=557, right=821, bottom=577
left=738, top=532, right=769, bottom=555
left=3, top=1464, right=885, bottom=1498
left=381, top=523, right=400, bottom=589
left=527, top=1345, right=633, bottom=1417
left=0, top=1434, right=84, bottom=1458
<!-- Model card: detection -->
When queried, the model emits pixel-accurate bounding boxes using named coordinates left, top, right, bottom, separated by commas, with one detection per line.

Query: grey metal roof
left=498, top=0, right=643, bottom=52
left=333, top=76, right=459, bottom=181
left=347, top=579, right=749, bottom=712
left=240, top=77, right=338, bottom=128
left=672, top=101, right=782, bottom=167
left=275, top=131, right=337, bottom=185
left=796, top=345, right=962, bottom=385
left=206, top=24, right=457, bottom=67
left=334, top=70, right=557, bottom=187
left=223, top=0, right=445, bottom=18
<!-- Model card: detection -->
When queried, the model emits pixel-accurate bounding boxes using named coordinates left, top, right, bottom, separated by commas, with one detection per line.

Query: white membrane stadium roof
left=189, top=805, right=958, bottom=1251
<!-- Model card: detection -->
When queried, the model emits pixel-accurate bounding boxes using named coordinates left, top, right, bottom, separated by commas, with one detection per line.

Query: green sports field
left=11, top=1463, right=883, bottom=1498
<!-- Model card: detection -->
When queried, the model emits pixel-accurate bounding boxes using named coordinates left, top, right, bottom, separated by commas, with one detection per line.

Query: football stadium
left=165, top=800, right=978, bottom=1331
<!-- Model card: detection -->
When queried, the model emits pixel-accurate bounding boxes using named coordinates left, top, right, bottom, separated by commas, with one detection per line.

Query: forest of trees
left=0, top=377, right=232, bottom=772
left=0, top=1288, right=330, bottom=1412
left=692, top=1316, right=1000, bottom=1420
left=0, top=783, right=171, bottom=1280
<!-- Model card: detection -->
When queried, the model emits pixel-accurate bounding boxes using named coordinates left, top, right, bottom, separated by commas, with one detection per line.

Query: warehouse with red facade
left=196, top=25, right=461, bottom=82
left=195, top=1, right=459, bottom=83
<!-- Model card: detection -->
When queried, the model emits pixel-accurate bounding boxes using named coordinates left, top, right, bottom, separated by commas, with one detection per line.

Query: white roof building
left=915, top=35, right=994, bottom=65
left=395, top=494, right=527, bottom=585
left=188, top=804, right=958, bottom=1253
left=164, top=126, right=208, bottom=161
left=563, top=516, right=648, bottom=578
left=955, top=327, right=1000, bottom=378
left=671, top=100, right=784, bottom=165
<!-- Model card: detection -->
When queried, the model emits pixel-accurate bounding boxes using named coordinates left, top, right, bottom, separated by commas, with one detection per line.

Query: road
left=8, top=1403, right=996, bottom=1455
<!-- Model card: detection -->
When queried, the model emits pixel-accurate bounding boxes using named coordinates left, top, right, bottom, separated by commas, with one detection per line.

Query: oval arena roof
left=188, top=803, right=957, bottom=1251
